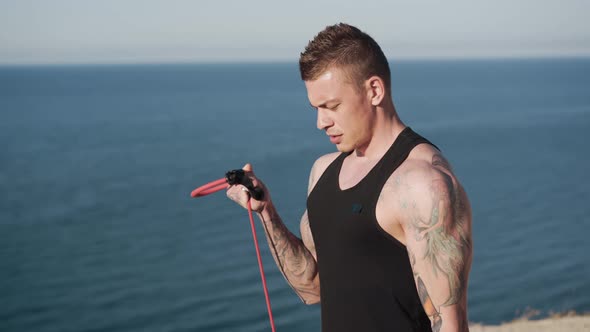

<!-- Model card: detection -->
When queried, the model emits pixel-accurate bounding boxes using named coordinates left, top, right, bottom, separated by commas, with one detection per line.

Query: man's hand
left=225, top=163, right=320, bottom=304
left=226, top=163, right=270, bottom=213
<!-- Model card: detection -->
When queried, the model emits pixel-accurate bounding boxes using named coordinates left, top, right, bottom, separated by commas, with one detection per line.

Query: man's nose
left=316, top=108, right=333, bottom=130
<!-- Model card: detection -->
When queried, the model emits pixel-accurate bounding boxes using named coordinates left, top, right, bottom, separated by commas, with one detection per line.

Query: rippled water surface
left=1, top=59, right=589, bottom=331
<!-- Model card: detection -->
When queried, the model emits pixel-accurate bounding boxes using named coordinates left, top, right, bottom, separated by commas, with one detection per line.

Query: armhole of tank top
left=373, top=214, right=408, bottom=250
left=367, top=138, right=439, bottom=252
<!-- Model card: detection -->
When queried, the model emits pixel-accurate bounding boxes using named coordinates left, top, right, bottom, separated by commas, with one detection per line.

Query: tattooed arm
left=255, top=205, right=320, bottom=304
left=226, top=158, right=336, bottom=304
left=401, top=154, right=473, bottom=332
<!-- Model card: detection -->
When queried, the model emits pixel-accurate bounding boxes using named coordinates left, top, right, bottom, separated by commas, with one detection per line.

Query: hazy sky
left=1, top=0, right=589, bottom=64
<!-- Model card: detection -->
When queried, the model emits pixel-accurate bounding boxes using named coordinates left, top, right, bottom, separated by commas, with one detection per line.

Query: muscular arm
left=227, top=160, right=332, bottom=305
left=402, top=155, right=473, bottom=332
left=257, top=205, right=320, bottom=304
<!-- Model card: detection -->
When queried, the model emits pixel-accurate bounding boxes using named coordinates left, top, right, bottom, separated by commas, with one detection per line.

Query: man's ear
left=366, top=76, right=385, bottom=106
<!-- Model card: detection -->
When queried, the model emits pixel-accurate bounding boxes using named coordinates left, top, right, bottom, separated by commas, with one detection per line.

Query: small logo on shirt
left=351, top=203, right=363, bottom=214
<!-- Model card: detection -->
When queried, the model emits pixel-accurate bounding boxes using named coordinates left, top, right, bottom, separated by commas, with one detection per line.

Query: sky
left=1, top=0, right=589, bottom=64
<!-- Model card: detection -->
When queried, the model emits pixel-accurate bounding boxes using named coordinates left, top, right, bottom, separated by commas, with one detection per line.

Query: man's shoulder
left=407, top=142, right=454, bottom=174
left=311, top=152, right=341, bottom=176
left=307, top=152, right=341, bottom=194
left=384, top=143, right=457, bottom=200
left=376, top=143, right=454, bottom=243
left=378, top=142, right=471, bottom=245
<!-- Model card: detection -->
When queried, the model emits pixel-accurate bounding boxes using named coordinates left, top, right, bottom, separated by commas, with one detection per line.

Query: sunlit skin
left=305, top=67, right=404, bottom=160
left=226, top=65, right=473, bottom=332
left=305, top=67, right=411, bottom=192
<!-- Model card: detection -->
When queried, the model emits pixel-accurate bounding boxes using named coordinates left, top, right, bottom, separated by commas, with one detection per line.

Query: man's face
left=305, top=68, right=373, bottom=153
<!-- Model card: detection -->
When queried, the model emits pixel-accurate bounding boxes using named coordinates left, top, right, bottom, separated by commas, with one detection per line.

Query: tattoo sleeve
left=258, top=206, right=320, bottom=303
left=404, top=154, right=472, bottom=331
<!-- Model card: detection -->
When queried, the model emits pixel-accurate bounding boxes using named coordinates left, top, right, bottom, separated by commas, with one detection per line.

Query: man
left=227, top=23, right=473, bottom=332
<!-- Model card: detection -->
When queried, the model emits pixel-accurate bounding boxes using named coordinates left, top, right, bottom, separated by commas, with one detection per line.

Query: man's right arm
left=257, top=205, right=320, bottom=304
left=226, top=156, right=337, bottom=304
left=255, top=153, right=340, bottom=305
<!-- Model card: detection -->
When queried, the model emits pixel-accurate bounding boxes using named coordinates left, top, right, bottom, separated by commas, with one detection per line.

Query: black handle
left=225, top=169, right=265, bottom=200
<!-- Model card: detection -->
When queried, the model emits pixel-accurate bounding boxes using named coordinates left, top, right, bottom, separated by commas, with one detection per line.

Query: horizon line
left=1, top=53, right=589, bottom=67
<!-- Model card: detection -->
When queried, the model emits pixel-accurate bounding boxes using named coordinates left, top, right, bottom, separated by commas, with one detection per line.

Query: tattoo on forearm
left=260, top=209, right=318, bottom=298
left=416, top=276, right=442, bottom=332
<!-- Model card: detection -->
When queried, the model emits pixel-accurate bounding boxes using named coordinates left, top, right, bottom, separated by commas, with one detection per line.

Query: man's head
left=300, top=23, right=392, bottom=153
left=299, top=23, right=391, bottom=93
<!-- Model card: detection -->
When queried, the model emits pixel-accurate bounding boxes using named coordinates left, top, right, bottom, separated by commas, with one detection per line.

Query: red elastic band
left=247, top=199, right=277, bottom=332
left=191, top=178, right=228, bottom=197
left=191, top=177, right=277, bottom=331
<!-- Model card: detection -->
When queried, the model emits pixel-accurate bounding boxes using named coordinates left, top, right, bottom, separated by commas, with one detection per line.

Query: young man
left=227, top=23, right=473, bottom=332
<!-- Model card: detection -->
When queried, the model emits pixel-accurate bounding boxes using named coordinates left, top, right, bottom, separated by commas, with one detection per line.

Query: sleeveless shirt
left=307, top=127, right=436, bottom=332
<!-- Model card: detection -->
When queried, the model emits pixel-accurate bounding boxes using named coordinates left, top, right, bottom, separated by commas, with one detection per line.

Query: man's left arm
left=402, top=158, right=473, bottom=332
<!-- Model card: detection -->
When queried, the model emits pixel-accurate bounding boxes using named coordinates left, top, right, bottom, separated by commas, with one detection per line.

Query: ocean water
left=1, top=58, right=589, bottom=331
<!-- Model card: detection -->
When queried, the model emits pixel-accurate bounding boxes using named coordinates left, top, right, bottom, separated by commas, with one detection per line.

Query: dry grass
left=469, top=312, right=590, bottom=332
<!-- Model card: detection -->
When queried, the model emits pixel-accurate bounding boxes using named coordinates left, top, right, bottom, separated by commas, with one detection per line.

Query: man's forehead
left=316, top=70, right=334, bottom=80
left=305, top=68, right=349, bottom=89
left=305, top=68, right=354, bottom=102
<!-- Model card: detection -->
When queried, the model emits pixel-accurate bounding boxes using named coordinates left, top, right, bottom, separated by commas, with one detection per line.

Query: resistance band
left=191, top=169, right=276, bottom=332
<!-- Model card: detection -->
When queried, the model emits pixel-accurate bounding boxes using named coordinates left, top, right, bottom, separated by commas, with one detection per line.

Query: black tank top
left=307, top=127, right=436, bottom=332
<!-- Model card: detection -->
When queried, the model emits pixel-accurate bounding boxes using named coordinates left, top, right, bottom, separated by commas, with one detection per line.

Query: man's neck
left=354, top=104, right=405, bottom=160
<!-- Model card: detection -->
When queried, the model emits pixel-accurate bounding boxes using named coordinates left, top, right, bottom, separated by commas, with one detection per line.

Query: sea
left=1, top=58, right=589, bottom=331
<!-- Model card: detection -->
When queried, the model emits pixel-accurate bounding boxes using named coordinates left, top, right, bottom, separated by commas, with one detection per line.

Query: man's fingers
left=240, top=163, right=263, bottom=193
left=226, top=185, right=250, bottom=207
left=240, top=186, right=250, bottom=197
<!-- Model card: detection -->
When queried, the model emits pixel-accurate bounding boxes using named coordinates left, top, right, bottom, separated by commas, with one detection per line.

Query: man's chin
left=335, top=143, right=353, bottom=153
